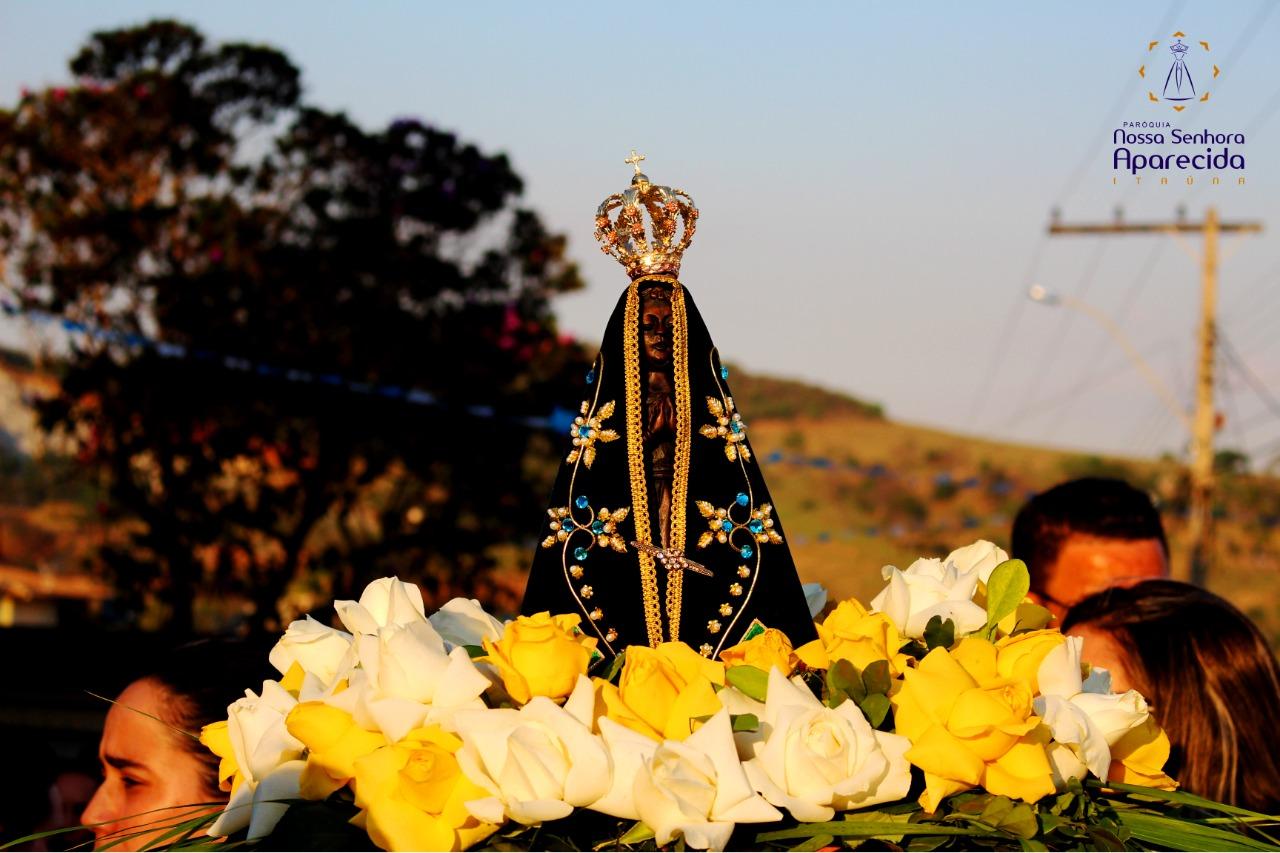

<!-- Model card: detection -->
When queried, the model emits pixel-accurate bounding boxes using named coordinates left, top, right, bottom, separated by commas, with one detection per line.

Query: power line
left=1222, top=259, right=1280, bottom=325
left=1135, top=396, right=1180, bottom=459
left=998, top=0, right=1187, bottom=438
left=1050, top=0, right=1189, bottom=208
left=965, top=235, right=1047, bottom=429
left=1172, top=1, right=1280, bottom=208
left=1019, top=237, right=1110, bottom=435
left=1219, top=364, right=1248, bottom=456
left=1041, top=240, right=1168, bottom=437
left=1003, top=337, right=1178, bottom=430
left=1221, top=332, right=1280, bottom=426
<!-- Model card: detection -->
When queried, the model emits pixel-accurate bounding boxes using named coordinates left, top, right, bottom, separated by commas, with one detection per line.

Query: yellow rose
left=719, top=628, right=800, bottom=676
left=1108, top=716, right=1177, bottom=790
left=595, top=642, right=724, bottom=741
left=951, top=636, right=1000, bottom=684
left=995, top=630, right=1067, bottom=695
left=482, top=611, right=597, bottom=705
left=199, top=719, right=241, bottom=794
left=893, top=645, right=1056, bottom=812
left=286, top=702, right=388, bottom=800
left=795, top=599, right=911, bottom=675
left=352, top=725, right=499, bottom=852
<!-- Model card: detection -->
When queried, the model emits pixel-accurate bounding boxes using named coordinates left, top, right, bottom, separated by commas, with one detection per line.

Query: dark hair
left=136, top=638, right=273, bottom=798
left=1011, top=477, right=1167, bottom=595
left=1063, top=581, right=1280, bottom=812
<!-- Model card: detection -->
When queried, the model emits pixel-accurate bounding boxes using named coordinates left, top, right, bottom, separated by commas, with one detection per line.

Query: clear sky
left=3, top=1, right=1279, bottom=463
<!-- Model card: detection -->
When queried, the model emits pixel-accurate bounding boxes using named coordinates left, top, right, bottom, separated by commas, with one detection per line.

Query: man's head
left=1011, top=477, right=1170, bottom=620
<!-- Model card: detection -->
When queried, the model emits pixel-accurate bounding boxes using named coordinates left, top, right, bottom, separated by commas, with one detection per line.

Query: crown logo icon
left=594, top=150, right=699, bottom=279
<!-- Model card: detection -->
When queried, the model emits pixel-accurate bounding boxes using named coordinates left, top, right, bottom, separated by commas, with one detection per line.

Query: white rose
left=869, top=557, right=987, bottom=638
left=593, top=710, right=781, bottom=852
left=209, top=680, right=305, bottom=838
left=428, top=597, right=506, bottom=648
left=742, top=668, right=912, bottom=822
left=268, top=615, right=354, bottom=685
left=717, top=685, right=766, bottom=759
left=456, top=676, right=609, bottom=825
left=348, top=620, right=490, bottom=741
left=802, top=583, right=829, bottom=619
left=944, top=540, right=1010, bottom=584
left=334, top=577, right=426, bottom=635
left=1034, top=636, right=1150, bottom=784
left=214, top=759, right=305, bottom=841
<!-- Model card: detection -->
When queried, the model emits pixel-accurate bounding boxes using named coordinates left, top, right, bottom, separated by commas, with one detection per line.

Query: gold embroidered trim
left=708, top=347, right=762, bottom=657
left=623, top=281, right=663, bottom=647
left=562, top=354, right=618, bottom=657
left=666, top=283, right=692, bottom=641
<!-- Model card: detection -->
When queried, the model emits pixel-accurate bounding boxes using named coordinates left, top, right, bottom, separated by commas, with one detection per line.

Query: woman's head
left=1064, top=581, right=1280, bottom=812
left=81, top=638, right=270, bottom=850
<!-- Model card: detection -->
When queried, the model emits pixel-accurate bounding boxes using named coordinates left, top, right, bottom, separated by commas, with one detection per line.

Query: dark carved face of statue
left=641, top=290, right=673, bottom=365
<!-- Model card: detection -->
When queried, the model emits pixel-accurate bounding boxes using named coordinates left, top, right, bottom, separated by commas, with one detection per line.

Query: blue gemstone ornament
left=575, top=495, right=590, bottom=509
left=735, top=492, right=750, bottom=507
left=562, top=518, right=575, bottom=530
left=574, top=547, right=590, bottom=561
left=748, top=519, right=765, bottom=534
left=720, top=365, right=730, bottom=380
left=740, top=544, right=754, bottom=559
left=591, top=520, right=605, bottom=534
left=586, top=369, right=596, bottom=384
left=721, top=519, right=734, bottom=532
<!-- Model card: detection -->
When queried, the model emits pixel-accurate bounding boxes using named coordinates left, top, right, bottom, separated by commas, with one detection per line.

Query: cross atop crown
left=624, top=149, right=646, bottom=175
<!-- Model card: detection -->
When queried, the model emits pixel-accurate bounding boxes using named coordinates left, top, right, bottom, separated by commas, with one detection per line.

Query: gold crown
left=594, top=150, right=698, bottom=279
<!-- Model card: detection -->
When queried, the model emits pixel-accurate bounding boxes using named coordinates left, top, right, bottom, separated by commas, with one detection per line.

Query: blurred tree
left=1214, top=448, right=1250, bottom=476
left=0, top=20, right=586, bottom=633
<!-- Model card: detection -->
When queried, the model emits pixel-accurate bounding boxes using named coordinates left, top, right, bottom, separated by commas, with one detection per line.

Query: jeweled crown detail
left=594, top=150, right=698, bottom=279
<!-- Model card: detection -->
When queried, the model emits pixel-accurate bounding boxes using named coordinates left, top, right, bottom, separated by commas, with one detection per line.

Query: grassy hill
left=3, top=358, right=1278, bottom=644
left=727, top=369, right=1280, bottom=647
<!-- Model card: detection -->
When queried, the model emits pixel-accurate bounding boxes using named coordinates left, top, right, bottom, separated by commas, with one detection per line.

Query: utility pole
left=1047, top=207, right=1262, bottom=585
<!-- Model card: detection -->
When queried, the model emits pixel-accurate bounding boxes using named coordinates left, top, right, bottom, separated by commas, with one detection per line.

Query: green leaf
left=731, top=713, right=760, bottom=733
left=977, top=795, right=1014, bottom=826
left=826, top=658, right=866, bottom=706
left=1085, top=825, right=1128, bottom=851
left=1117, top=811, right=1279, bottom=852
left=1092, top=778, right=1278, bottom=819
left=618, top=821, right=656, bottom=845
left=983, top=559, right=1030, bottom=634
left=824, top=655, right=865, bottom=696
left=996, top=802, right=1039, bottom=840
left=463, top=644, right=487, bottom=659
left=726, top=664, right=769, bottom=702
left=601, top=648, right=627, bottom=683
left=757, top=822, right=991, bottom=842
left=789, top=834, right=835, bottom=851
left=844, top=809, right=912, bottom=844
left=923, top=615, right=955, bottom=651
left=861, top=659, right=892, bottom=695
left=858, top=693, right=891, bottom=728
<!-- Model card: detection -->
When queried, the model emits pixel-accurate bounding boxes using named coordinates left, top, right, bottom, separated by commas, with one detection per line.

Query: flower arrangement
left=187, top=543, right=1276, bottom=851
